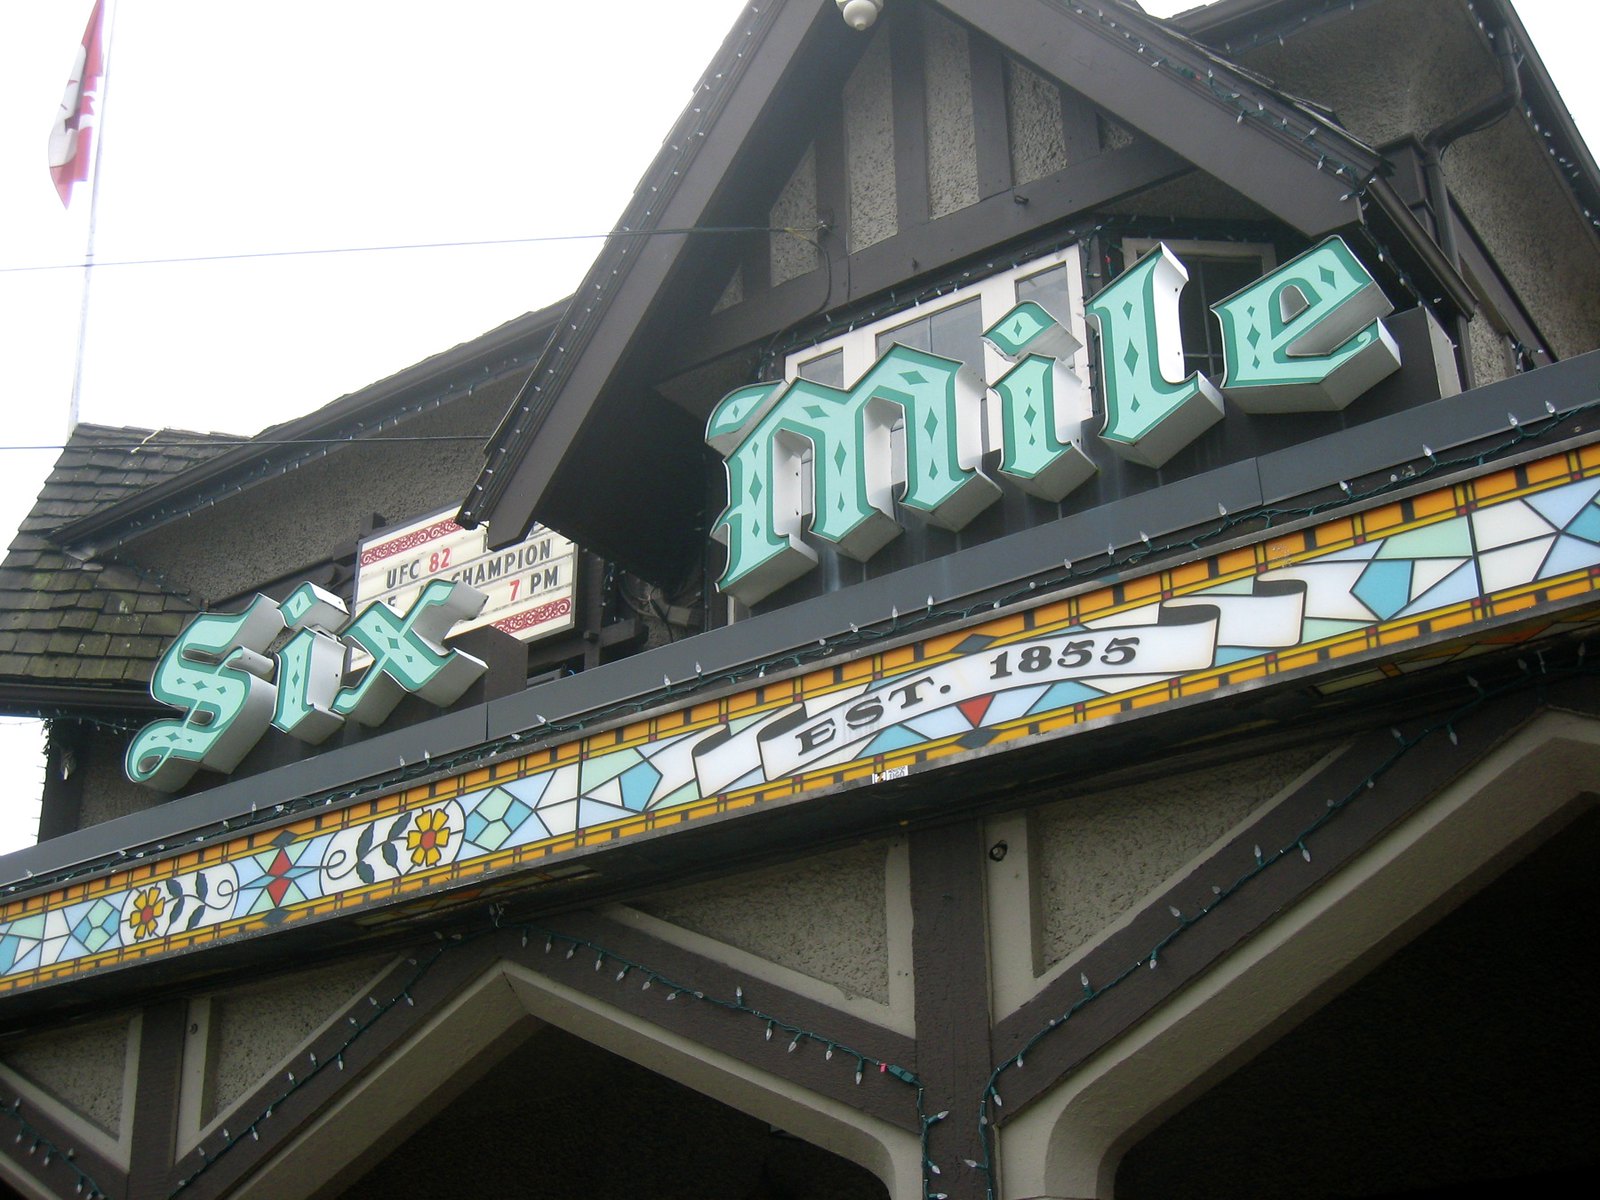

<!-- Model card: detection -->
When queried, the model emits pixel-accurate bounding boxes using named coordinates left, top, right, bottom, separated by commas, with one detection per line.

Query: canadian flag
left=47, top=0, right=107, bottom=208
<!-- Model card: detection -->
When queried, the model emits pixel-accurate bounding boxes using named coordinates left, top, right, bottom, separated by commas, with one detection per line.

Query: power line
left=0, top=224, right=821, bottom=275
left=0, top=435, right=498, bottom=452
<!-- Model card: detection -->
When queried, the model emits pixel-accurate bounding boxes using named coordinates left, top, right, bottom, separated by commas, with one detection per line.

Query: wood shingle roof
left=0, top=425, right=235, bottom=700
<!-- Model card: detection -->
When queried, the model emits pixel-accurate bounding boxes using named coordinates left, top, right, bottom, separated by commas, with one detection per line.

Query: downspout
left=1421, top=23, right=1521, bottom=388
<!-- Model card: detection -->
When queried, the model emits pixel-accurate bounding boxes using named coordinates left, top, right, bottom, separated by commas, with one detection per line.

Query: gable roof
left=54, top=303, right=565, bottom=557
left=0, top=302, right=567, bottom=713
left=1176, top=0, right=1600, bottom=256
left=0, top=425, right=232, bottom=709
left=457, top=0, right=1464, bottom=576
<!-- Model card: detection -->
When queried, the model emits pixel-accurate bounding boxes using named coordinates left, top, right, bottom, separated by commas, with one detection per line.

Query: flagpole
left=66, top=0, right=118, bottom=435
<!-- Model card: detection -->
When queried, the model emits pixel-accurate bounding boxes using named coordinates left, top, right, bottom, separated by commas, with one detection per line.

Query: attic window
left=796, top=348, right=845, bottom=388
left=782, top=244, right=1089, bottom=399
left=1121, top=238, right=1276, bottom=384
left=875, top=296, right=984, bottom=366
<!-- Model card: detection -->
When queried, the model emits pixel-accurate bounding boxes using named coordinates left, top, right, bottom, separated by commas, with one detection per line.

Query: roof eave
left=53, top=301, right=567, bottom=553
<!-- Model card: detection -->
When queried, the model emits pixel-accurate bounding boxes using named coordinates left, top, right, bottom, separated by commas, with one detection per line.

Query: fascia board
left=461, top=0, right=835, bottom=549
left=53, top=303, right=564, bottom=553
left=10, top=349, right=1599, bottom=896
left=936, top=0, right=1378, bottom=236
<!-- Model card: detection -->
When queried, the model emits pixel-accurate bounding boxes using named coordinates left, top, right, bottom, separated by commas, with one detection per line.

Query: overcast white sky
left=0, top=0, right=1596, bottom=853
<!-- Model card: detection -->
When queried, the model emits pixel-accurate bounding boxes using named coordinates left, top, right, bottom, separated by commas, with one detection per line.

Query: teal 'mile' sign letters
left=707, top=237, right=1401, bottom=606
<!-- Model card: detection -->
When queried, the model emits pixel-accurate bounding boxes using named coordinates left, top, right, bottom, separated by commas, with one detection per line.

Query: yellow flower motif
left=406, top=808, right=451, bottom=868
left=127, top=887, right=165, bottom=941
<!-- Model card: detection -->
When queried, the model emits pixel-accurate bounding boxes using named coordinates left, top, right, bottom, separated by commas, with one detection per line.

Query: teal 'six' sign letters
left=126, top=581, right=488, bottom=792
left=707, top=237, right=1400, bottom=606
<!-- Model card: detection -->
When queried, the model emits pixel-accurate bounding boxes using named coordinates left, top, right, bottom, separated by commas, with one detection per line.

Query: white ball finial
left=837, top=0, right=883, bottom=31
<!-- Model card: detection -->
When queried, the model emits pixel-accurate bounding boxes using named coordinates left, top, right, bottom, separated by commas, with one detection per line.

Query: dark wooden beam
left=815, top=87, right=853, bottom=309
left=891, top=4, right=932, bottom=234
left=909, top=820, right=993, bottom=1198
left=672, top=137, right=1188, bottom=377
left=938, top=0, right=1373, bottom=236
left=0, top=1067, right=127, bottom=1200
left=988, top=683, right=1549, bottom=1118
left=969, top=31, right=1013, bottom=201
left=1060, top=87, right=1102, bottom=164
left=128, top=1000, right=188, bottom=1200
left=535, top=911, right=921, bottom=1132
left=166, top=944, right=499, bottom=1199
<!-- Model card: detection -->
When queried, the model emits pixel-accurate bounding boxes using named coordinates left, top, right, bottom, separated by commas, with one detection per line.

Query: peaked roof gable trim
left=1177, top=0, right=1600, bottom=266
left=461, top=0, right=1398, bottom=550
left=54, top=303, right=565, bottom=555
left=937, top=0, right=1381, bottom=232
left=460, top=0, right=815, bottom=541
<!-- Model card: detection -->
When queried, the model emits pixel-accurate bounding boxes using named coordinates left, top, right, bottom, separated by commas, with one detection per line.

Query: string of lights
left=1210, top=0, right=1384, bottom=55
left=163, top=919, right=942, bottom=1199
left=5, top=393, right=1596, bottom=904
left=462, top=0, right=784, bottom=528
left=166, top=941, right=451, bottom=1196
left=1050, top=0, right=1376, bottom=182
left=66, top=372, right=521, bottom=549
left=962, top=648, right=1588, bottom=1200
left=0, top=1095, right=103, bottom=1198
left=145, top=645, right=1591, bottom=1200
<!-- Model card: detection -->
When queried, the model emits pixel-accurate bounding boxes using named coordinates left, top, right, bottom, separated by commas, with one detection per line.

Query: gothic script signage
left=13, top=442, right=1600, bottom=997
left=706, top=237, right=1401, bottom=605
left=125, top=581, right=488, bottom=792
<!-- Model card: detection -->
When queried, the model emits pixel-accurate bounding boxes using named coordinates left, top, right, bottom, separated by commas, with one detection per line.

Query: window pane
left=877, top=317, right=930, bottom=357
left=797, top=349, right=844, bottom=389
left=929, top=297, right=985, bottom=368
left=1016, top=264, right=1072, bottom=324
left=1174, top=254, right=1263, bottom=381
left=876, top=296, right=982, bottom=367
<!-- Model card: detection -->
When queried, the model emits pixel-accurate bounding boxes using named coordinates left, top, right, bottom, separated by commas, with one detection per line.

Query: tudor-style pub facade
left=2, top=2, right=1598, bottom=1197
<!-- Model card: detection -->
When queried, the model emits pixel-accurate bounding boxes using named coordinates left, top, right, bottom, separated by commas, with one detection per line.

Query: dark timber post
left=127, top=1000, right=187, bottom=1200
left=910, top=819, right=994, bottom=1200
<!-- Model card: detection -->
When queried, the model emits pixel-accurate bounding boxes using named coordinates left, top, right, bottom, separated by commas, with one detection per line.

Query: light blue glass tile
left=503, top=772, right=553, bottom=807
left=1195, top=578, right=1262, bottom=595
left=865, top=726, right=926, bottom=756
left=651, top=781, right=704, bottom=811
left=43, top=935, right=82, bottom=965
left=1564, top=502, right=1600, bottom=545
left=905, top=706, right=977, bottom=740
left=503, top=809, right=552, bottom=848
left=465, top=786, right=537, bottom=851
left=1212, top=646, right=1264, bottom=665
left=1374, top=517, right=1472, bottom=560
left=1397, top=561, right=1481, bottom=617
left=1352, top=559, right=1413, bottom=619
left=9, top=942, right=41, bottom=974
left=619, top=760, right=664, bottom=812
left=1026, top=680, right=1102, bottom=715
left=1309, top=542, right=1383, bottom=563
left=986, top=683, right=1052, bottom=724
left=579, top=747, right=643, bottom=793
left=577, top=798, right=635, bottom=829
left=1538, top=533, right=1600, bottom=579
left=1526, top=477, right=1600, bottom=530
